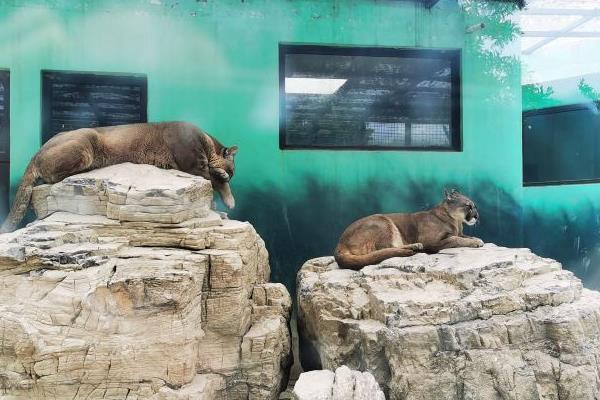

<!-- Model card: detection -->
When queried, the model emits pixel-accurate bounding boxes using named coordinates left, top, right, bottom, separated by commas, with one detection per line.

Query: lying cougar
left=334, top=189, right=484, bottom=270
left=1, top=121, right=238, bottom=233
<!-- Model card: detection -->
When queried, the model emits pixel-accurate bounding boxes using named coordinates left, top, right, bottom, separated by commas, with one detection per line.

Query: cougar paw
left=409, top=243, right=424, bottom=251
left=472, top=238, right=484, bottom=248
left=223, top=196, right=235, bottom=209
left=211, top=168, right=230, bottom=183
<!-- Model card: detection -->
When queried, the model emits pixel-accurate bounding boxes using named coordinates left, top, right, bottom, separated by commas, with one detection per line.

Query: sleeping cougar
left=334, top=189, right=484, bottom=270
left=1, top=121, right=238, bottom=233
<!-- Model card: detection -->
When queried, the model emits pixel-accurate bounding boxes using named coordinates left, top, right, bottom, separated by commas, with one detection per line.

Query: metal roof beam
left=522, top=15, right=594, bottom=55
left=522, top=8, right=600, bottom=16
left=522, top=31, right=600, bottom=38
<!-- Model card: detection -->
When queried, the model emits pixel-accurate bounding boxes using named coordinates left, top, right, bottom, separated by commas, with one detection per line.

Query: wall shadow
left=236, top=176, right=600, bottom=295
left=233, top=177, right=526, bottom=298
left=524, top=202, right=600, bottom=290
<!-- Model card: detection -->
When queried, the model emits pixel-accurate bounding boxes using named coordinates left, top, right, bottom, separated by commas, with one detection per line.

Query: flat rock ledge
left=292, top=366, right=385, bottom=400
left=298, top=244, right=600, bottom=400
left=0, top=163, right=292, bottom=400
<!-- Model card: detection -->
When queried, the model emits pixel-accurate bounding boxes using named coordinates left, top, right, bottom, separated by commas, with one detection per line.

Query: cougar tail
left=334, top=247, right=414, bottom=271
left=0, top=163, right=40, bottom=233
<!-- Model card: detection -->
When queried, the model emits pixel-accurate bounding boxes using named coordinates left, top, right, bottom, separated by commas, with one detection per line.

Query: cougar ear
left=444, top=188, right=452, bottom=201
left=224, top=146, right=238, bottom=159
left=444, top=187, right=459, bottom=201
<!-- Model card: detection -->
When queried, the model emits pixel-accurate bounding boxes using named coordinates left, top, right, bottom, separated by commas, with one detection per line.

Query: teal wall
left=4, top=0, right=597, bottom=293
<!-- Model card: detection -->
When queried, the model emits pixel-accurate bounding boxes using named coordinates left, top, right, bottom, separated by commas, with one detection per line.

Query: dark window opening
left=0, top=70, right=9, bottom=221
left=279, top=44, right=461, bottom=150
left=523, top=102, right=600, bottom=186
left=41, top=70, right=147, bottom=143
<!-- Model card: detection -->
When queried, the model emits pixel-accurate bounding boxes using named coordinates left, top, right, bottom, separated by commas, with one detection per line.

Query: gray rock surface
left=298, top=245, right=600, bottom=399
left=292, top=366, right=385, bottom=400
left=0, top=164, right=292, bottom=399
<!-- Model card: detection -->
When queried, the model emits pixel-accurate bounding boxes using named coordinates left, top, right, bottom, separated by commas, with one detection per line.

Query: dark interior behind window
left=0, top=70, right=8, bottom=221
left=523, top=102, right=600, bottom=186
left=279, top=44, right=461, bottom=150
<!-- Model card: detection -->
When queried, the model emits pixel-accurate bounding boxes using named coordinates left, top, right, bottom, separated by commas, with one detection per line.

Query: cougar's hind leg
left=2, top=131, right=100, bottom=232
left=0, top=163, right=39, bottom=233
left=388, top=222, right=404, bottom=248
left=37, top=140, right=95, bottom=183
left=380, top=218, right=423, bottom=252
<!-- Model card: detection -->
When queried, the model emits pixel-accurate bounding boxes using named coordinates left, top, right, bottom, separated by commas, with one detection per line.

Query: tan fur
left=1, top=121, right=238, bottom=233
left=334, top=190, right=484, bottom=270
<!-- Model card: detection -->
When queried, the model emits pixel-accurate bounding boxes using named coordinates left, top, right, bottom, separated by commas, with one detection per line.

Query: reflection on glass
left=284, top=78, right=347, bottom=95
left=280, top=45, right=460, bottom=150
left=520, top=0, right=600, bottom=186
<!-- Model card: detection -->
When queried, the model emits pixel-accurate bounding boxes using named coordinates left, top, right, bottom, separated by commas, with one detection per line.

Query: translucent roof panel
left=525, top=0, right=600, bottom=10
left=520, top=0, right=600, bottom=85
left=573, top=18, right=600, bottom=32
left=540, top=37, right=600, bottom=54
left=520, top=15, right=582, bottom=32
left=520, top=1, right=600, bottom=55
left=521, top=37, right=544, bottom=49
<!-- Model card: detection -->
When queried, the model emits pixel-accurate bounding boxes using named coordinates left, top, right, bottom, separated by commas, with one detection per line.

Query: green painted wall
left=3, top=0, right=597, bottom=293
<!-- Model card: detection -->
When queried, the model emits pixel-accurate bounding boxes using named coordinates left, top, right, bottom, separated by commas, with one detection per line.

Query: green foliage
left=578, top=78, right=600, bottom=101
left=522, top=83, right=558, bottom=110
left=460, top=0, right=521, bottom=103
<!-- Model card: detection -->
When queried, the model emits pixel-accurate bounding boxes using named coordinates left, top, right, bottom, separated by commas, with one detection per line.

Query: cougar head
left=218, top=146, right=239, bottom=180
left=443, top=188, right=479, bottom=226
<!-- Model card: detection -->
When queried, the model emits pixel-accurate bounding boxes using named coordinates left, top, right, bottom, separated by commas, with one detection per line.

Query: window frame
left=522, top=102, right=600, bottom=187
left=0, top=69, right=9, bottom=220
left=0, top=69, right=9, bottom=163
left=278, top=43, right=462, bottom=151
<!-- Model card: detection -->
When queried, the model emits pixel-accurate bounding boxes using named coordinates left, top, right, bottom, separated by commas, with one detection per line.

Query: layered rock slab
left=292, top=366, right=385, bottom=400
left=0, top=164, right=291, bottom=400
left=298, top=244, right=600, bottom=399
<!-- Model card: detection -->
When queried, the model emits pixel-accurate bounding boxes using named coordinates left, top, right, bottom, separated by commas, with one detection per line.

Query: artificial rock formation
left=292, top=366, right=385, bottom=400
left=0, top=163, right=292, bottom=399
left=298, top=244, right=600, bottom=400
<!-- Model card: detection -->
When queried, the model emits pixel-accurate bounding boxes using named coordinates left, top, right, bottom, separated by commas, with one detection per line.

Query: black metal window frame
left=522, top=102, right=600, bottom=187
left=41, top=69, right=148, bottom=144
left=0, top=69, right=9, bottom=220
left=279, top=43, right=462, bottom=151
left=0, top=69, right=9, bottom=163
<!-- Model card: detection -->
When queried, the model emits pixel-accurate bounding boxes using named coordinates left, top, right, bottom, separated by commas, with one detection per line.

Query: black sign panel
left=0, top=161, right=8, bottom=221
left=0, top=70, right=9, bottom=162
left=41, top=70, right=147, bottom=143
